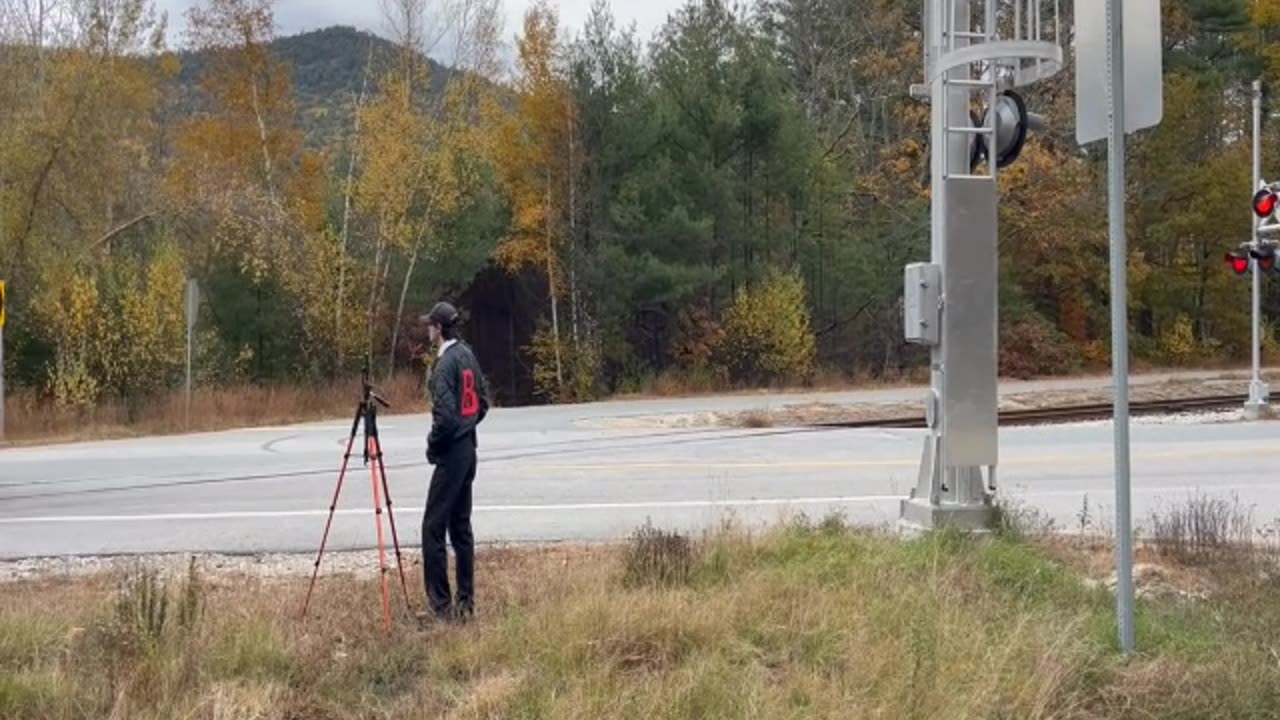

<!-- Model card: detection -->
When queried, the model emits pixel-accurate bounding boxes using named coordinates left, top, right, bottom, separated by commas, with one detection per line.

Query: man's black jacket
left=427, top=341, right=490, bottom=462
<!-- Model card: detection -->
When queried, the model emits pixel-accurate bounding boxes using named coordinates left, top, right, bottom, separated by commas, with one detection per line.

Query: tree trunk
left=388, top=194, right=439, bottom=378
left=764, top=162, right=770, bottom=267
left=337, top=46, right=374, bottom=374
left=249, top=77, right=278, bottom=207
left=546, top=167, right=564, bottom=393
left=567, top=95, right=580, bottom=351
left=367, top=221, right=387, bottom=358
left=508, top=280, right=517, bottom=400
left=389, top=246, right=420, bottom=379
left=35, top=0, right=47, bottom=105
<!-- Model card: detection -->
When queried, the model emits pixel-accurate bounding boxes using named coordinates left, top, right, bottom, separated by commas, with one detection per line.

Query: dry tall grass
left=3, top=515, right=1280, bottom=719
left=1, top=372, right=426, bottom=445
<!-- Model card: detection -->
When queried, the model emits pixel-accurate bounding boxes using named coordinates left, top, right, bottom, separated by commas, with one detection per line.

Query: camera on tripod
left=360, top=354, right=390, bottom=414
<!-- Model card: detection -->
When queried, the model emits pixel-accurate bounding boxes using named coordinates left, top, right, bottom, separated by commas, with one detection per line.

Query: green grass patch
left=0, top=672, right=64, bottom=718
left=210, top=621, right=294, bottom=682
left=0, top=617, right=69, bottom=672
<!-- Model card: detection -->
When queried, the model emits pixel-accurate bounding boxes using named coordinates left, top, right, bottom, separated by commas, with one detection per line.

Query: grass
left=3, top=512, right=1280, bottom=719
left=4, top=364, right=1277, bottom=447
left=0, top=371, right=426, bottom=446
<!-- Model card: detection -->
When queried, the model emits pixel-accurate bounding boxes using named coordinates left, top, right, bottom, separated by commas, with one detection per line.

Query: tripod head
left=360, top=354, right=390, bottom=411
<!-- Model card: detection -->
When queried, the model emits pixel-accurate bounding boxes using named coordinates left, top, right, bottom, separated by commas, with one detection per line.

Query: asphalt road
left=1, top=374, right=1277, bottom=558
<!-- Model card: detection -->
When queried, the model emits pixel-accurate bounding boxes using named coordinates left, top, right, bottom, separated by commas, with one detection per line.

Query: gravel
left=1058, top=410, right=1252, bottom=428
left=0, top=549, right=403, bottom=584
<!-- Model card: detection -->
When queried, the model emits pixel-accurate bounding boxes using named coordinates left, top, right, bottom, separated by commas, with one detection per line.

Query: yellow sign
left=0, top=280, right=6, bottom=329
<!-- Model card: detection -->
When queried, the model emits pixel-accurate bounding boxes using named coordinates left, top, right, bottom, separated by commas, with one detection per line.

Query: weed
left=993, top=496, right=1057, bottom=541
left=179, top=556, right=203, bottom=631
left=621, top=521, right=695, bottom=589
left=1147, top=493, right=1256, bottom=565
left=114, top=565, right=170, bottom=651
left=1078, top=494, right=1093, bottom=535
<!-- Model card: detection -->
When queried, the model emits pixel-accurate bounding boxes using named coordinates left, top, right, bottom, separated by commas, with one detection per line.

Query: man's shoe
left=414, top=609, right=454, bottom=628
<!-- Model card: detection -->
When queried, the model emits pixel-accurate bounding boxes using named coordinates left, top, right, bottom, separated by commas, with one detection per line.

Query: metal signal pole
left=1248, top=79, right=1270, bottom=420
left=1105, top=0, right=1135, bottom=655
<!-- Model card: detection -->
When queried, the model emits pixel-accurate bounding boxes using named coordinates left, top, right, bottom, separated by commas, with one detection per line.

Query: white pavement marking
left=3, top=478, right=1278, bottom=526
left=0, top=495, right=906, bottom=524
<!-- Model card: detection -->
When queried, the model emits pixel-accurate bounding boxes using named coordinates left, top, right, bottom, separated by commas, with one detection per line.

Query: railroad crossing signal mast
left=901, top=0, right=1062, bottom=530
left=1247, top=83, right=1279, bottom=420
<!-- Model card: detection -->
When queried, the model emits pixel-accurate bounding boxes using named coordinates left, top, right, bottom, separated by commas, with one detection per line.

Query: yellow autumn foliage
left=716, top=272, right=816, bottom=386
left=34, top=243, right=188, bottom=407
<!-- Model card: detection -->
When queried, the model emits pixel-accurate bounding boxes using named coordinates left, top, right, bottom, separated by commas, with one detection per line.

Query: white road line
left=0, top=495, right=904, bottom=524
left=5, top=478, right=1278, bottom=526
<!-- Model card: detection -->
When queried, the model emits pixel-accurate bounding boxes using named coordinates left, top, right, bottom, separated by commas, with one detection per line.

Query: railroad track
left=811, top=393, right=1251, bottom=429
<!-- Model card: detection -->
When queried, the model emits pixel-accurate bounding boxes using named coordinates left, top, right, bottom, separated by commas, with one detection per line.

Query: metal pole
left=1249, top=79, right=1269, bottom=419
left=185, top=319, right=192, bottom=430
left=185, top=279, right=196, bottom=430
left=0, top=324, right=5, bottom=442
left=1106, top=0, right=1135, bottom=655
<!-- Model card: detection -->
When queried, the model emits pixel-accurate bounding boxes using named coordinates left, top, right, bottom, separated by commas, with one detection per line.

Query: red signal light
left=1255, top=189, right=1278, bottom=218
left=1227, top=252, right=1251, bottom=275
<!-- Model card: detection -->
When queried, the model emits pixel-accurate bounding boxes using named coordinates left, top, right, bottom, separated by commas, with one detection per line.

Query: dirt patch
left=1041, top=537, right=1222, bottom=601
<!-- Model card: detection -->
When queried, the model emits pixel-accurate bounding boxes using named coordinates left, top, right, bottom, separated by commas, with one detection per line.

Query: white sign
left=1075, top=0, right=1163, bottom=145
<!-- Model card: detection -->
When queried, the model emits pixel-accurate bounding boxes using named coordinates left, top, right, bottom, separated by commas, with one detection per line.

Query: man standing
left=421, top=301, right=489, bottom=623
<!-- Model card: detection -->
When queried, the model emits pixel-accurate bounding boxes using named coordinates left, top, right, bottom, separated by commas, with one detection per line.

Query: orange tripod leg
left=301, top=408, right=361, bottom=620
left=372, top=436, right=412, bottom=611
left=369, top=436, right=392, bottom=632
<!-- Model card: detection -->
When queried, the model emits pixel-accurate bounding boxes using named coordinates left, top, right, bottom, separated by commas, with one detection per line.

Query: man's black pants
left=422, top=435, right=476, bottom=617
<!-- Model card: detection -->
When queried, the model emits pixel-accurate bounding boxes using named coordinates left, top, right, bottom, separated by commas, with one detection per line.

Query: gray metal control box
left=903, top=262, right=941, bottom=346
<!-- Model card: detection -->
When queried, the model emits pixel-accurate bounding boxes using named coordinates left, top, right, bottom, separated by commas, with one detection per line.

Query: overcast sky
left=152, top=0, right=684, bottom=58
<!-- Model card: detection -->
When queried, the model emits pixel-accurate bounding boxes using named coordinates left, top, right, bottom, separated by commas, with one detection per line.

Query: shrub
left=671, top=305, right=725, bottom=369
left=1158, top=315, right=1198, bottom=367
left=999, top=317, right=1081, bottom=379
left=715, top=272, right=816, bottom=386
left=526, top=322, right=602, bottom=404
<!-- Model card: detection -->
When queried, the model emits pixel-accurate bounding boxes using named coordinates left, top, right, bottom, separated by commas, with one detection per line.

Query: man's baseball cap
left=420, top=301, right=460, bottom=328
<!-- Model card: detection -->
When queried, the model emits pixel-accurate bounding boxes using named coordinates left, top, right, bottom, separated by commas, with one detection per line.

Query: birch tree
left=357, top=0, right=501, bottom=374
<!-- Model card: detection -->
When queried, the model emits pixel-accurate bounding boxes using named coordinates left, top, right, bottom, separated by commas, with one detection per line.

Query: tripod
left=301, top=358, right=412, bottom=630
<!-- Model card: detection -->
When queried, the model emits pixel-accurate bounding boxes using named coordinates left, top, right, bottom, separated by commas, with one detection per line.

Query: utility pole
left=1247, top=79, right=1271, bottom=421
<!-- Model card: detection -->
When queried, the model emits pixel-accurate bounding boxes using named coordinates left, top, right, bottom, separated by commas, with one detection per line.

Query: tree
left=358, top=0, right=501, bottom=376
left=168, top=0, right=333, bottom=380
left=493, top=0, right=574, bottom=395
left=0, top=0, right=175, bottom=396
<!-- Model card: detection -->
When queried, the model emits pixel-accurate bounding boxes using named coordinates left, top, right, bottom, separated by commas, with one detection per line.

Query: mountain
left=168, top=26, right=458, bottom=149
